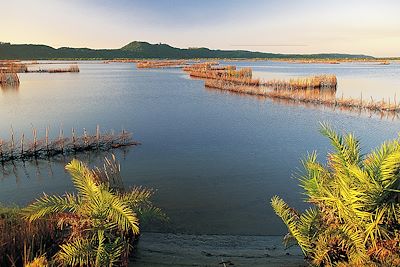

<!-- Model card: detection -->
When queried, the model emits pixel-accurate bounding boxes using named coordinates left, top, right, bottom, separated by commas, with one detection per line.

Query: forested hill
left=0, top=41, right=374, bottom=60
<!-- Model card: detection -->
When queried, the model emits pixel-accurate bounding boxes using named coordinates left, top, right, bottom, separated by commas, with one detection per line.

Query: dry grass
left=27, top=65, right=80, bottom=73
left=263, top=75, right=337, bottom=90
left=0, top=61, right=27, bottom=73
left=47, top=65, right=80, bottom=73
left=0, top=72, right=20, bottom=86
left=136, top=60, right=189, bottom=69
left=104, top=59, right=142, bottom=63
left=268, top=58, right=392, bottom=64
left=185, top=64, right=259, bottom=85
left=181, top=62, right=218, bottom=71
left=0, top=205, right=59, bottom=267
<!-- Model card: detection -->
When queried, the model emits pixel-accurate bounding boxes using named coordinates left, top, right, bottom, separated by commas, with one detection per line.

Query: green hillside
left=0, top=41, right=374, bottom=60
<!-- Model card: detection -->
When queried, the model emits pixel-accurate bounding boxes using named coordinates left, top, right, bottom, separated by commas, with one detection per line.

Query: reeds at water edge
left=184, top=64, right=260, bottom=86
left=184, top=61, right=400, bottom=114
left=104, top=59, right=142, bottom=63
left=48, top=64, right=80, bottom=73
left=0, top=72, right=20, bottom=86
left=181, top=62, right=219, bottom=72
left=0, top=61, right=24, bottom=87
left=0, top=61, right=28, bottom=73
left=0, top=125, right=138, bottom=163
left=136, top=60, right=189, bottom=68
left=0, top=205, right=58, bottom=267
left=263, top=75, right=337, bottom=90
left=27, top=64, right=80, bottom=73
left=204, top=79, right=400, bottom=113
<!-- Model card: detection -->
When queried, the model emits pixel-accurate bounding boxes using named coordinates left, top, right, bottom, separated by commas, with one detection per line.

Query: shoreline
left=132, top=232, right=306, bottom=266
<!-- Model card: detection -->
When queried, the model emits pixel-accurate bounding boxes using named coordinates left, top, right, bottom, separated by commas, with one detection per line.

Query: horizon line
left=3, top=40, right=399, bottom=58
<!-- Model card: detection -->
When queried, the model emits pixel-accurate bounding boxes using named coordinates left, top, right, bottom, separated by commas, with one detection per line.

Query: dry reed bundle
left=47, top=65, right=80, bottom=73
left=263, top=75, right=337, bottom=90
left=0, top=62, right=28, bottom=73
left=0, top=126, right=138, bottom=163
left=182, top=62, right=218, bottom=72
left=210, top=65, right=236, bottom=71
left=186, top=65, right=259, bottom=85
left=27, top=65, right=80, bottom=73
left=204, top=79, right=263, bottom=94
left=270, top=59, right=340, bottom=64
left=104, top=59, right=142, bottom=63
left=0, top=72, right=20, bottom=86
left=268, top=58, right=393, bottom=64
left=136, top=60, right=188, bottom=69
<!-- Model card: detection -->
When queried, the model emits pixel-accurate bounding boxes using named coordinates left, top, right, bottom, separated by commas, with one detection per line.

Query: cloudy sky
left=1, top=0, right=399, bottom=57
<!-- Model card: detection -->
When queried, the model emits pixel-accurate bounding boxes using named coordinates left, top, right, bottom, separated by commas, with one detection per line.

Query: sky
left=1, top=0, right=399, bottom=57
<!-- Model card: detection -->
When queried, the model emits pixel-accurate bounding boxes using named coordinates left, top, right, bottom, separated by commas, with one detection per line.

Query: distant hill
left=0, top=41, right=374, bottom=60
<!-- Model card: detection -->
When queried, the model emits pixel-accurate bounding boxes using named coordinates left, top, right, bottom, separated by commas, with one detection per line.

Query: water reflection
left=0, top=148, right=131, bottom=185
left=1, top=84, right=19, bottom=94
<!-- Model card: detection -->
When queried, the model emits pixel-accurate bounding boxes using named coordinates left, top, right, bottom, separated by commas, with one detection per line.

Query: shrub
left=271, top=123, right=400, bottom=266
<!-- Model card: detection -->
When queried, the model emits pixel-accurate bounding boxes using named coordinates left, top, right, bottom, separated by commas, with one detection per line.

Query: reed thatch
left=184, top=64, right=260, bottom=86
left=27, top=65, right=80, bottom=73
left=136, top=60, right=189, bottom=69
left=0, top=61, right=28, bottom=73
left=263, top=75, right=337, bottom=90
left=0, top=72, right=20, bottom=86
left=104, top=59, right=142, bottom=63
left=182, top=62, right=219, bottom=72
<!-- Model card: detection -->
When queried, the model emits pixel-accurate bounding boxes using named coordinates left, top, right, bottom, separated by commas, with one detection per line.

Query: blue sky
left=1, top=0, right=399, bottom=56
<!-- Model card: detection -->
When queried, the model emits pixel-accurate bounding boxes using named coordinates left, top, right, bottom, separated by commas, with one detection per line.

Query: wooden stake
left=10, top=126, right=14, bottom=153
left=96, top=124, right=100, bottom=148
left=21, top=133, right=24, bottom=155
left=45, top=126, right=49, bottom=153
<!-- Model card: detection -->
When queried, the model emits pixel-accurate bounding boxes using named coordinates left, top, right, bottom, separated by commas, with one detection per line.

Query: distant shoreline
left=0, top=41, right=384, bottom=60
left=2, top=58, right=399, bottom=62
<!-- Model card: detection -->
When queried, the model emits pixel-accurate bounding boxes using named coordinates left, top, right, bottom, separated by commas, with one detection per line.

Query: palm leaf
left=23, top=193, right=80, bottom=222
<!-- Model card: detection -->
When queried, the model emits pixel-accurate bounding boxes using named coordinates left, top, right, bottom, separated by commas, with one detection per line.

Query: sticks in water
left=0, top=126, right=138, bottom=163
left=27, top=65, right=80, bottom=73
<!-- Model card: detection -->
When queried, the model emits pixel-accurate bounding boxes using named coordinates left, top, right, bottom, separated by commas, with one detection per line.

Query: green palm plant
left=23, top=156, right=165, bottom=266
left=271, top=123, right=400, bottom=266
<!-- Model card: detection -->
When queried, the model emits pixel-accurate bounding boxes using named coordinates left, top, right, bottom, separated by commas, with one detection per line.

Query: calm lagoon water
left=1, top=61, right=400, bottom=235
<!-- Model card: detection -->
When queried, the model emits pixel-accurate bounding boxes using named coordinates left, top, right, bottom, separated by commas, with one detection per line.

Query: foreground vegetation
left=271, top=123, right=400, bottom=266
left=0, top=155, right=165, bottom=266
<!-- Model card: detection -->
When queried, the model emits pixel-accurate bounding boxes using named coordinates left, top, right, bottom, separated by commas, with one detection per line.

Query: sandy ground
left=131, top=232, right=307, bottom=267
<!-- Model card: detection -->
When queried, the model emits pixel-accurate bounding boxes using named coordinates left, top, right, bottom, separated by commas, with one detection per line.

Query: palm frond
left=23, top=193, right=80, bottom=222
left=272, top=124, right=400, bottom=266
left=271, top=196, right=310, bottom=254
left=102, top=190, right=140, bottom=234
left=65, top=159, right=99, bottom=201
left=56, top=238, right=94, bottom=266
